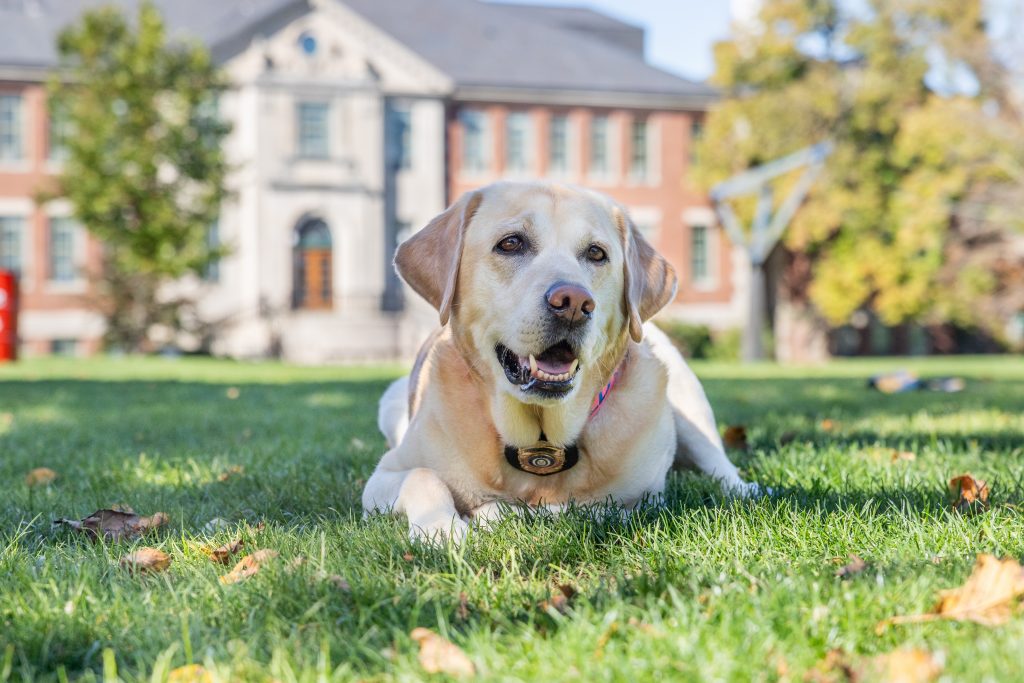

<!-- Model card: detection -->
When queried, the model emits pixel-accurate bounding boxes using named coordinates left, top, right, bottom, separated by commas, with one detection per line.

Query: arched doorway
left=293, top=217, right=333, bottom=310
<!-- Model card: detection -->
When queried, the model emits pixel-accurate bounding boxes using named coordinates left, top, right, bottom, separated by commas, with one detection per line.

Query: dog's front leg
left=363, top=462, right=469, bottom=544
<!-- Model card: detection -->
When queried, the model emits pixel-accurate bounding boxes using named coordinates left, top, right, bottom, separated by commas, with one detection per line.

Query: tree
left=47, top=2, right=230, bottom=352
left=695, top=0, right=1024, bottom=358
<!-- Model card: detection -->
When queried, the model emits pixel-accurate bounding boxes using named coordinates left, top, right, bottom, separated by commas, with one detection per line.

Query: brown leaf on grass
left=53, top=509, right=169, bottom=542
left=217, top=465, right=245, bottom=482
left=167, top=664, right=212, bottom=683
left=723, top=425, right=748, bottom=450
left=402, top=551, right=415, bottom=562
left=225, top=387, right=240, bottom=400
left=25, top=467, right=58, bottom=487
left=877, top=554, right=1024, bottom=632
left=410, top=627, right=476, bottom=677
left=456, top=592, right=470, bottom=620
left=203, top=537, right=244, bottom=565
left=820, top=419, right=838, bottom=432
left=835, top=554, right=868, bottom=579
left=219, top=549, right=279, bottom=584
left=863, top=649, right=943, bottom=683
left=891, top=451, right=916, bottom=462
left=949, top=474, right=989, bottom=514
left=539, top=583, right=577, bottom=615
left=119, top=547, right=171, bottom=575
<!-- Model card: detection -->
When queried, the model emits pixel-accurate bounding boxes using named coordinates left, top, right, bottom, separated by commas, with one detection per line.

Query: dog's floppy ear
left=395, top=190, right=483, bottom=326
left=614, top=206, right=678, bottom=343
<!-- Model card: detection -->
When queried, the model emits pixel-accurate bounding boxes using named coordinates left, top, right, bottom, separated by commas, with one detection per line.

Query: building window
left=548, top=114, right=570, bottom=175
left=589, top=115, right=610, bottom=177
left=203, top=220, right=220, bottom=283
left=49, top=217, right=78, bottom=282
left=293, top=218, right=332, bottom=310
left=48, top=105, right=71, bottom=162
left=630, top=117, right=650, bottom=180
left=689, top=118, right=704, bottom=165
left=0, top=95, right=24, bottom=162
left=296, top=101, right=330, bottom=159
left=51, top=339, right=78, bottom=356
left=691, top=224, right=711, bottom=285
left=504, top=112, right=532, bottom=174
left=0, top=216, right=24, bottom=275
left=387, top=106, right=412, bottom=170
left=460, top=109, right=490, bottom=174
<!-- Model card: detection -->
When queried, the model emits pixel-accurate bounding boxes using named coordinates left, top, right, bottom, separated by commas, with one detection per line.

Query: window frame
left=295, top=100, right=331, bottom=160
left=504, top=111, right=533, bottom=175
left=459, top=109, right=491, bottom=175
left=547, top=113, right=571, bottom=177
left=0, top=94, right=25, bottom=163
left=588, top=114, right=611, bottom=179
left=629, top=116, right=650, bottom=181
left=0, top=215, right=25, bottom=277
left=48, top=216, right=79, bottom=284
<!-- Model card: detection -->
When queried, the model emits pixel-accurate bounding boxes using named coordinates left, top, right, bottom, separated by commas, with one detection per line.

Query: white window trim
left=683, top=207, right=719, bottom=291
left=458, top=108, right=494, bottom=181
left=44, top=202, right=87, bottom=293
left=502, top=111, right=534, bottom=179
left=0, top=198, right=33, bottom=293
left=545, top=113, right=576, bottom=181
left=0, top=93, right=28, bottom=169
left=294, top=99, right=332, bottom=160
left=586, top=115, right=619, bottom=187
left=627, top=117, right=660, bottom=187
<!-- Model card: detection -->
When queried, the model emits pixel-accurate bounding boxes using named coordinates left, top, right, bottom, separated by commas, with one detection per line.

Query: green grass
left=3, top=355, right=1024, bottom=681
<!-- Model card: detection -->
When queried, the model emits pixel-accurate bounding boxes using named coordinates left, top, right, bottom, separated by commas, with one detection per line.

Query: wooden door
left=300, top=247, right=333, bottom=309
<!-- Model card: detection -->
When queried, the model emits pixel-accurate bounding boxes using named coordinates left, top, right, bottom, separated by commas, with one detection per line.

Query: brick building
left=0, top=0, right=746, bottom=361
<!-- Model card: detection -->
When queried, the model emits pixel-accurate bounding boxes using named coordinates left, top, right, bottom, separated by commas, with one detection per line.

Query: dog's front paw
left=409, top=513, right=470, bottom=546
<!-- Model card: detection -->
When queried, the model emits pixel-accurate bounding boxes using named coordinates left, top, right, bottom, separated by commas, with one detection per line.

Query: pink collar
left=589, top=356, right=625, bottom=419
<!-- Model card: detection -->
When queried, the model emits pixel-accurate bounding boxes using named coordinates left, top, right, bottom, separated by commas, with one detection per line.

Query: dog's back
left=377, top=375, right=410, bottom=449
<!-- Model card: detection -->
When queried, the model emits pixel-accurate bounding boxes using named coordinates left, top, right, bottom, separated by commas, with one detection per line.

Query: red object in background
left=0, top=270, right=17, bottom=362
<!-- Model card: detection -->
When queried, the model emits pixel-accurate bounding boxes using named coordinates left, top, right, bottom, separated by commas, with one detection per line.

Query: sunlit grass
left=2, top=355, right=1024, bottom=681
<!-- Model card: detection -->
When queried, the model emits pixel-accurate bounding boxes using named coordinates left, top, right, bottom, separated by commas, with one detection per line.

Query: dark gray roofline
left=453, top=84, right=717, bottom=111
left=209, top=0, right=309, bottom=63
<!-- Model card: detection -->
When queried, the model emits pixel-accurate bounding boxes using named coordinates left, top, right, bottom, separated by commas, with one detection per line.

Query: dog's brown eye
left=586, top=245, right=607, bottom=263
left=496, top=235, right=524, bottom=253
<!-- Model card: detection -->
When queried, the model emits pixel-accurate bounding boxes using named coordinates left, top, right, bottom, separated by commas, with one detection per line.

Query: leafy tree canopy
left=695, top=0, right=1024, bottom=331
left=48, top=1, right=231, bottom=351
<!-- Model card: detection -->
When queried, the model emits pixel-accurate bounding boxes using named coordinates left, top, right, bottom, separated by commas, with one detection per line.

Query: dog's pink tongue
left=536, top=358, right=573, bottom=374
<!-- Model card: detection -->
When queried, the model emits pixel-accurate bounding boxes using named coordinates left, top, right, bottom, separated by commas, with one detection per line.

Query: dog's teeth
left=529, top=354, right=537, bottom=377
left=569, top=359, right=579, bottom=376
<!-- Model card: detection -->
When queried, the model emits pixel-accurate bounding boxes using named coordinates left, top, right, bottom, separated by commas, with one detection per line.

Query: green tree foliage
left=695, top=0, right=1024, bottom=335
left=47, top=2, right=230, bottom=352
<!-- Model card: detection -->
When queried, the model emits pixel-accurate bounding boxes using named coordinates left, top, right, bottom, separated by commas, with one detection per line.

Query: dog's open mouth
left=496, top=341, right=580, bottom=395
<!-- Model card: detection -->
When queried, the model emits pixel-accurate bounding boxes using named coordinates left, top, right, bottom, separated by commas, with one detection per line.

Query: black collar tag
left=504, top=431, right=579, bottom=476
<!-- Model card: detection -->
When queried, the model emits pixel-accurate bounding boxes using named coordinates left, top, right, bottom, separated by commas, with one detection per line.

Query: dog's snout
left=544, top=282, right=595, bottom=322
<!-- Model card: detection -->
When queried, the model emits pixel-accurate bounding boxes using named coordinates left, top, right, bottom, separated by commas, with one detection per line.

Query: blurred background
left=0, top=0, right=1021, bottom=365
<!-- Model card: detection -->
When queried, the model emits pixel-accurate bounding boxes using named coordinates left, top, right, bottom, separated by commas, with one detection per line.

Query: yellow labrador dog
left=364, top=181, right=756, bottom=542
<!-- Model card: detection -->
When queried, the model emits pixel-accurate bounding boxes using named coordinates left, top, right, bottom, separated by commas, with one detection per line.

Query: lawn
left=3, top=355, right=1024, bottom=682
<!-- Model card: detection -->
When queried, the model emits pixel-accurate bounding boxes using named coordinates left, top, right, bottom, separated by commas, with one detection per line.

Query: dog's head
left=396, top=182, right=676, bottom=405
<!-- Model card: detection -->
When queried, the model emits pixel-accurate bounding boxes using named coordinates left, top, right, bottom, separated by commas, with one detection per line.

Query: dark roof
left=340, top=0, right=715, bottom=105
left=489, top=3, right=645, bottom=56
left=0, top=0, right=715, bottom=107
left=0, top=0, right=302, bottom=69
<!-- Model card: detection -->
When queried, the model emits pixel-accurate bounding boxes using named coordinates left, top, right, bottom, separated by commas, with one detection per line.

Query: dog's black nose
left=545, top=282, right=595, bottom=323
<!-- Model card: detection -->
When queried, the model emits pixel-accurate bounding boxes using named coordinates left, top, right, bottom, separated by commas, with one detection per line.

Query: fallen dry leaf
left=225, top=387, right=240, bottom=400
left=410, top=627, right=476, bottom=677
left=835, top=554, right=868, bottom=579
left=204, top=537, right=244, bottom=565
left=539, top=583, right=577, bottom=615
left=402, top=551, right=415, bottom=562
left=219, top=549, right=279, bottom=584
left=863, top=648, right=943, bottom=683
left=120, top=547, right=171, bottom=574
left=877, top=554, right=1024, bottom=632
left=53, top=509, right=169, bottom=542
left=820, top=419, right=838, bottom=432
left=723, top=425, right=749, bottom=450
left=25, top=467, right=58, bottom=487
left=949, top=474, right=989, bottom=514
left=891, top=451, right=916, bottom=463
left=167, top=664, right=212, bottom=683
left=217, top=465, right=245, bottom=482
